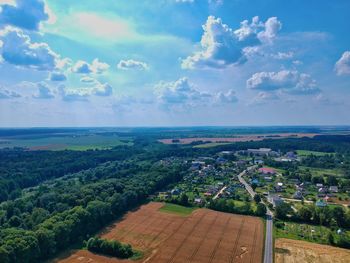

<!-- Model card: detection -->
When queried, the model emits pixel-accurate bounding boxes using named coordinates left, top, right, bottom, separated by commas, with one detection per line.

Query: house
left=316, top=183, right=323, bottom=188
left=220, top=151, right=234, bottom=155
left=316, top=199, right=327, bottom=207
left=194, top=198, right=203, bottom=205
left=286, top=151, right=297, bottom=159
left=259, top=167, right=277, bottom=175
left=267, top=193, right=284, bottom=207
left=171, top=188, right=181, bottom=195
left=264, top=176, right=273, bottom=182
left=329, top=186, right=339, bottom=193
left=318, top=187, right=327, bottom=193
left=216, top=157, right=227, bottom=164
left=247, top=148, right=272, bottom=156
left=251, top=178, right=259, bottom=185
left=293, top=191, right=303, bottom=199
left=254, top=159, right=264, bottom=165
left=275, top=182, right=284, bottom=192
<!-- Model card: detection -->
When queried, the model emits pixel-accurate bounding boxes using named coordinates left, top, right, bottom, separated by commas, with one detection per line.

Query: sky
left=0, top=0, right=349, bottom=127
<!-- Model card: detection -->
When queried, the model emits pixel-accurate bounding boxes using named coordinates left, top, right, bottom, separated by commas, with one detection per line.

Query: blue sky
left=0, top=0, right=349, bottom=127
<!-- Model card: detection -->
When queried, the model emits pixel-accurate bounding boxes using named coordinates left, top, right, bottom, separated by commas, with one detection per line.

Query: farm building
left=259, top=167, right=277, bottom=175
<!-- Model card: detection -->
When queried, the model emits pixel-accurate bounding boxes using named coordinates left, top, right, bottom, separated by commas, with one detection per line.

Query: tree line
left=0, top=156, right=187, bottom=262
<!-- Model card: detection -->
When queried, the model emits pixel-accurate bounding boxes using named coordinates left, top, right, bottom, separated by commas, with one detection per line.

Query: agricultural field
left=0, top=134, right=133, bottom=150
left=55, top=202, right=264, bottom=263
left=159, top=133, right=317, bottom=144
left=275, top=238, right=350, bottom=263
left=193, top=142, right=232, bottom=148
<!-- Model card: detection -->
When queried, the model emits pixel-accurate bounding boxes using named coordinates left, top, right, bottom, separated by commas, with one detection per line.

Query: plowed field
left=54, top=202, right=263, bottom=263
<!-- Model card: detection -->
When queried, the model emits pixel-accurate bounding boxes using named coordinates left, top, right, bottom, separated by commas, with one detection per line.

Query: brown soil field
left=54, top=202, right=264, bottom=263
left=275, top=238, right=350, bottom=263
left=158, top=133, right=317, bottom=145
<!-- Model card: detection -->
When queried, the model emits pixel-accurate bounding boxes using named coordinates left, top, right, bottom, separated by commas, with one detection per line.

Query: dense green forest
left=0, top=156, right=187, bottom=262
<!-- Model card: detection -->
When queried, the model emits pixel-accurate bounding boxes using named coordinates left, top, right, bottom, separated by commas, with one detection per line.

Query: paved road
left=236, top=166, right=273, bottom=263
left=263, top=210, right=273, bottom=263
left=213, top=186, right=227, bottom=200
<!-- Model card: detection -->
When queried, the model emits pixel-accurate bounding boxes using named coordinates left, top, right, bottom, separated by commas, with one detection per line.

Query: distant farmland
left=0, top=134, right=133, bottom=151
left=55, top=202, right=264, bottom=263
left=159, top=133, right=317, bottom=145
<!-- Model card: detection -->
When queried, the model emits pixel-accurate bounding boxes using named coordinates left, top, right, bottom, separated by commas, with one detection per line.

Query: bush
left=87, top=237, right=133, bottom=258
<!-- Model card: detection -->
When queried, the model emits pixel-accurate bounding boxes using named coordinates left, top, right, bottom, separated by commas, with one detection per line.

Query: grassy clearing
left=193, top=142, right=232, bottom=148
left=298, top=166, right=343, bottom=177
left=274, top=221, right=331, bottom=245
left=296, top=150, right=334, bottom=156
left=159, top=203, right=197, bottom=216
left=0, top=135, right=133, bottom=151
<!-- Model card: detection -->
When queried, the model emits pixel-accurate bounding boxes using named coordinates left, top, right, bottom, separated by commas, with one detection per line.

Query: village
left=156, top=147, right=350, bottom=211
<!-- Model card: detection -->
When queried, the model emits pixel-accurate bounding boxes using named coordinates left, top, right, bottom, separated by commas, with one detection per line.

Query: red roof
left=258, top=167, right=276, bottom=174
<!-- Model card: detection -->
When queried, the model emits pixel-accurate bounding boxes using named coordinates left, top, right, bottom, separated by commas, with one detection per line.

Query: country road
left=237, top=166, right=273, bottom=263
left=213, top=186, right=227, bottom=200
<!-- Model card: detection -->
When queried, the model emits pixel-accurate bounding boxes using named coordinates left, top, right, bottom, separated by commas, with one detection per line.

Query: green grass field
left=0, top=134, right=133, bottom=151
left=296, top=150, right=334, bottom=156
left=159, top=203, right=197, bottom=216
left=298, top=166, right=343, bottom=177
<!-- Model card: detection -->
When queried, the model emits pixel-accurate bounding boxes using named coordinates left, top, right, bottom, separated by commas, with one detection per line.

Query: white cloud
left=117, top=59, right=149, bottom=71
left=49, top=71, right=66, bottom=82
left=0, top=27, right=59, bottom=71
left=155, top=77, right=211, bottom=106
left=182, top=16, right=281, bottom=69
left=250, top=92, right=279, bottom=105
left=33, top=82, right=55, bottom=99
left=93, top=82, right=113, bottom=96
left=71, top=58, right=109, bottom=74
left=0, top=86, right=21, bottom=99
left=155, top=77, right=237, bottom=109
left=335, top=51, right=350, bottom=76
left=271, top=51, right=294, bottom=60
left=80, top=76, right=96, bottom=84
left=0, top=0, right=53, bottom=31
left=247, top=70, right=319, bottom=95
left=214, top=89, right=238, bottom=104
left=257, top=17, right=282, bottom=44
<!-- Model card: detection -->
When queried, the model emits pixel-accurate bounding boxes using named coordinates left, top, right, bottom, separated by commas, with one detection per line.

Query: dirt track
left=275, top=238, right=350, bottom=263
left=54, top=202, right=263, bottom=263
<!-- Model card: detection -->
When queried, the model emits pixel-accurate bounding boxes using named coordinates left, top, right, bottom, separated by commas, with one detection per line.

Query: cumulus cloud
left=214, top=89, right=238, bottom=104
left=71, top=58, right=109, bottom=74
left=58, top=80, right=113, bottom=101
left=33, top=82, right=54, bottom=99
left=155, top=77, right=211, bottom=106
left=247, top=70, right=319, bottom=95
left=0, top=0, right=53, bottom=31
left=335, top=51, right=350, bottom=76
left=58, top=85, right=89, bottom=102
left=271, top=51, right=294, bottom=60
left=182, top=16, right=281, bottom=69
left=155, top=77, right=237, bottom=109
left=49, top=71, right=66, bottom=81
left=250, top=92, right=279, bottom=105
left=80, top=76, right=96, bottom=84
left=0, top=27, right=58, bottom=71
left=117, top=59, right=149, bottom=71
left=93, top=82, right=113, bottom=96
left=0, top=87, right=21, bottom=99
